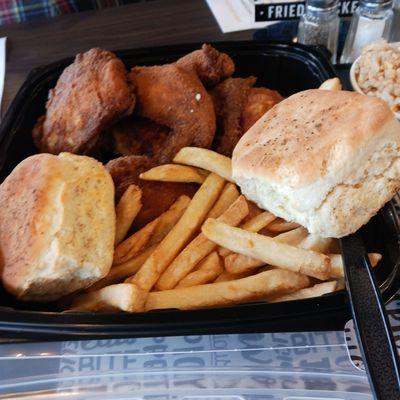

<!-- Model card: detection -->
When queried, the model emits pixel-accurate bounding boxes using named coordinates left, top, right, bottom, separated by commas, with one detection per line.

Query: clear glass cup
left=297, top=0, right=340, bottom=63
left=340, top=0, right=394, bottom=63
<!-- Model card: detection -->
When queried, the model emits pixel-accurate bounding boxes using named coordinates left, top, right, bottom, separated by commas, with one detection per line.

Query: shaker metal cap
left=360, top=0, right=393, bottom=5
left=306, top=0, right=339, bottom=10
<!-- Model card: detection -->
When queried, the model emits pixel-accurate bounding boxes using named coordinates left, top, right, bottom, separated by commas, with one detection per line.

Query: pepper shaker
left=340, top=0, right=394, bottom=63
left=297, top=0, right=340, bottom=63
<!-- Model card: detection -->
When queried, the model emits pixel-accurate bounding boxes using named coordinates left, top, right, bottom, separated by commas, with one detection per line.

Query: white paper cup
left=349, top=48, right=400, bottom=121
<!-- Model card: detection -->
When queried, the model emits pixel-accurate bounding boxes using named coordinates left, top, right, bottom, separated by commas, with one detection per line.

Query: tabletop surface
left=0, top=0, right=253, bottom=113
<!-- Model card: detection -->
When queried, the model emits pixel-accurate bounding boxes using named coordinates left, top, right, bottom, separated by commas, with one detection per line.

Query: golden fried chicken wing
left=33, top=48, right=135, bottom=154
left=211, top=76, right=256, bottom=156
left=106, top=156, right=196, bottom=229
left=241, top=87, right=284, bottom=132
left=129, top=63, right=216, bottom=164
left=112, top=117, right=170, bottom=157
left=176, top=44, right=235, bottom=87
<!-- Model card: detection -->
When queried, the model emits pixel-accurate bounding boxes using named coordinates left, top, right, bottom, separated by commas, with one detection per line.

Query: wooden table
left=0, top=0, right=254, bottom=113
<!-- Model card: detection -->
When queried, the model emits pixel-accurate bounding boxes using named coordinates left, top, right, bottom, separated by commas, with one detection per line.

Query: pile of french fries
left=70, top=146, right=382, bottom=313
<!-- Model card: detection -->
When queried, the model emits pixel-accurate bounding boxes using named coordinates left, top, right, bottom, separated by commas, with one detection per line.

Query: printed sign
left=255, top=0, right=359, bottom=21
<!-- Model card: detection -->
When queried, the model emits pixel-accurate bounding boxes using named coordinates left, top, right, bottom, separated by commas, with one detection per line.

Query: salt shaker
left=297, top=0, right=340, bottom=63
left=340, top=0, right=394, bottom=63
left=390, top=0, right=400, bottom=41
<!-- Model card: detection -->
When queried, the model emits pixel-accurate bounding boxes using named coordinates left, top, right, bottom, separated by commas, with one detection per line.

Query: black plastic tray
left=0, top=41, right=398, bottom=340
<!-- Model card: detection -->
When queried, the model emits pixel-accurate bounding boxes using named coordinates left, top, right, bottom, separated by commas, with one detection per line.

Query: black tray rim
left=0, top=40, right=398, bottom=340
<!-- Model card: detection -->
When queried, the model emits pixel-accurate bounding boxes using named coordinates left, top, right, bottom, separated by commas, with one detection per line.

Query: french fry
left=335, top=278, right=345, bottom=290
left=214, top=269, right=257, bottom=282
left=202, top=219, right=331, bottom=280
left=218, top=248, right=231, bottom=258
left=330, top=253, right=382, bottom=278
left=113, top=218, right=159, bottom=265
left=114, top=195, right=191, bottom=265
left=145, top=269, right=310, bottom=311
left=88, top=245, right=157, bottom=292
left=218, top=248, right=232, bottom=258
left=319, top=77, right=342, bottom=91
left=148, top=195, right=191, bottom=245
left=267, top=219, right=300, bottom=233
left=224, top=253, right=264, bottom=273
left=130, top=173, right=225, bottom=292
left=219, top=212, right=277, bottom=258
left=176, top=252, right=223, bottom=288
left=156, top=196, right=249, bottom=290
left=268, top=281, right=337, bottom=303
left=140, top=164, right=209, bottom=184
left=173, top=147, right=233, bottom=182
left=242, top=211, right=277, bottom=232
left=224, top=227, right=308, bottom=274
left=245, top=201, right=265, bottom=221
left=258, top=265, right=277, bottom=272
left=70, top=283, right=147, bottom=312
left=115, top=185, right=142, bottom=245
left=267, top=226, right=308, bottom=245
left=199, top=184, right=240, bottom=257
left=206, top=183, right=239, bottom=219
left=299, top=235, right=334, bottom=253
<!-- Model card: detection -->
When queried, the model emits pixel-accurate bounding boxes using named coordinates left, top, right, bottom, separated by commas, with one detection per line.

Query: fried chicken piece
left=32, top=115, right=45, bottom=146
left=176, top=44, right=235, bottom=87
left=241, top=87, right=284, bottom=132
left=106, top=156, right=196, bottom=229
left=112, top=117, right=170, bottom=157
left=211, top=76, right=256, bottom=156
left=106, top=155, right=153, bottom=198
left=129, top=64, right=216, bottom=164
left=33, top=48, right=135, bottom=154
